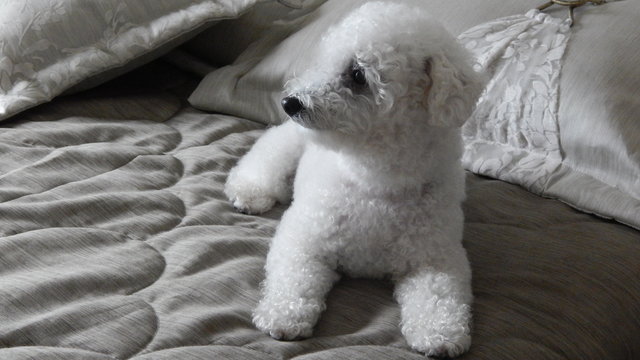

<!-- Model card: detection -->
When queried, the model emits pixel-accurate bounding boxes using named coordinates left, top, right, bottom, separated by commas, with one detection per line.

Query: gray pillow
left=0, top=0, right=268, bottom=122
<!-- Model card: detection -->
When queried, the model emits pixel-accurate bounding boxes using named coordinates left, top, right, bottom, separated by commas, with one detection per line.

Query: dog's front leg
left=225, top=120, right=305, bottom=214
left=394, top=249, right=473, bottom=358
left=253, top=209, right=340, bottom=341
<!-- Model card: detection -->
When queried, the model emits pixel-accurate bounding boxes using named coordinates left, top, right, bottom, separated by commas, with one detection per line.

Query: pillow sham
left=0, top=0, right=268, bottom=122
left=188, top=0, right=640, bottom=230
left=187, top=0, right=534, bottom=124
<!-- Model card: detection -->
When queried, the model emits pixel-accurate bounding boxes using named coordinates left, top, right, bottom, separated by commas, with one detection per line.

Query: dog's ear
left=424, top=53, right=484, bottom=127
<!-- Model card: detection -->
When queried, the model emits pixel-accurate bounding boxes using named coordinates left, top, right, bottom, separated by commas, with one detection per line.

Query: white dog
left=224, top=1, right=483, bottom=357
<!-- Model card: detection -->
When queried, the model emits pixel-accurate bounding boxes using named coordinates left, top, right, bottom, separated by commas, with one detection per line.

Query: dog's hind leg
left=224, top=120, right=305, bottom=214
left=394, top=249, right=473, bottom=358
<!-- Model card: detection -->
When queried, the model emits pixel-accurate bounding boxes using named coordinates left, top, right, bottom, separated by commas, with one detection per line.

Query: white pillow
left=0, top=0, right=267, bottom=122
left=188, top=0, right=640, bottom=229
left=189, top=0, right=364, bottom=124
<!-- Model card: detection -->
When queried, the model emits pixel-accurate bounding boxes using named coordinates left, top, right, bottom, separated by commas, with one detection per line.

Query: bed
left=1, top=1, right=639, bottom=359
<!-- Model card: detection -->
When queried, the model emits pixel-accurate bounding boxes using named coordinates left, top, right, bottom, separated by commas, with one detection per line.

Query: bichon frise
left=224, top=1, right=484, bottom=357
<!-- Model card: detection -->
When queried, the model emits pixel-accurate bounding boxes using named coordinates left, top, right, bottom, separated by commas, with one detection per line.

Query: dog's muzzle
left=281, top=95, right=325, bottom=129
left=281, top=96, right=304, bottom=117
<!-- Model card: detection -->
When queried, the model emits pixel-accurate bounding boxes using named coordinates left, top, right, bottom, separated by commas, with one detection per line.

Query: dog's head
left=282, top=1, right=483, bottom=139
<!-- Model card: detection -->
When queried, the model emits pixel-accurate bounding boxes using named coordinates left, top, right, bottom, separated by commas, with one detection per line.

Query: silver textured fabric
left=1, top=60, right=639, bottom=359
left=0, top=0, right=264, bottom=122
left=460, top=10, right=571, bottom=193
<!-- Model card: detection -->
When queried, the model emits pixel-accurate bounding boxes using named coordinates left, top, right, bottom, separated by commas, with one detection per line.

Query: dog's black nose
left=282, top=96, right=304, bottom=117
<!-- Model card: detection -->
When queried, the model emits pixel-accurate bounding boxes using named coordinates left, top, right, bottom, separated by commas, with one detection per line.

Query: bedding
left=1, top=0, right=640, bottom=359
left=1, top=57, right=639, bottom=360
left=188, top=0, right=640, bottom=231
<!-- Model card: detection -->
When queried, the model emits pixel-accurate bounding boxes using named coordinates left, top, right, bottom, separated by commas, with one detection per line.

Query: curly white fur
left=224, top=1, right=484, bottom=357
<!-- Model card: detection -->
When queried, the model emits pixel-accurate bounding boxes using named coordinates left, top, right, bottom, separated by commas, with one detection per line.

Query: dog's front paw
left=406, top=334, right=470, bottom=358
left=229, top=192, right=276, bottom=215
left=253, top=297, right=320, bottom=341
left=401, top=319, right=471, bottom=358
left=224, top=172, right=277, bottom=215
left=255, top=318, right=314, bottom=341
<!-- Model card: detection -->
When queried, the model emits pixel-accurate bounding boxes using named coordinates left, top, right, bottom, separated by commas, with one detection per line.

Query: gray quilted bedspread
left=1, top=62, right=639, bottom=360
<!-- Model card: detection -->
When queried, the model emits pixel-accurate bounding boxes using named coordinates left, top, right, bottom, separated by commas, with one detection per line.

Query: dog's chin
left=290, top=114, right=314, bottom=129
left=290, top=112, right=333, bottom=131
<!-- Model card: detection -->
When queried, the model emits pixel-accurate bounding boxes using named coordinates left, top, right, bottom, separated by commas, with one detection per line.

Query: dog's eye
left=351, top=67, right=366, bottom=85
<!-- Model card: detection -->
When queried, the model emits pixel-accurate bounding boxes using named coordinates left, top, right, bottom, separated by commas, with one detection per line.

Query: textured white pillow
left=188, top=0, right=640, bottom=229
left=0, top=0, right=267, bottom=122
left=448, top=1, right=640, bottom=230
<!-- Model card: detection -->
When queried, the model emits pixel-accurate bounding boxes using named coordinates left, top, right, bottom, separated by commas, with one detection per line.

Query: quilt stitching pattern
left=0, top=88, right=276, bottom=358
